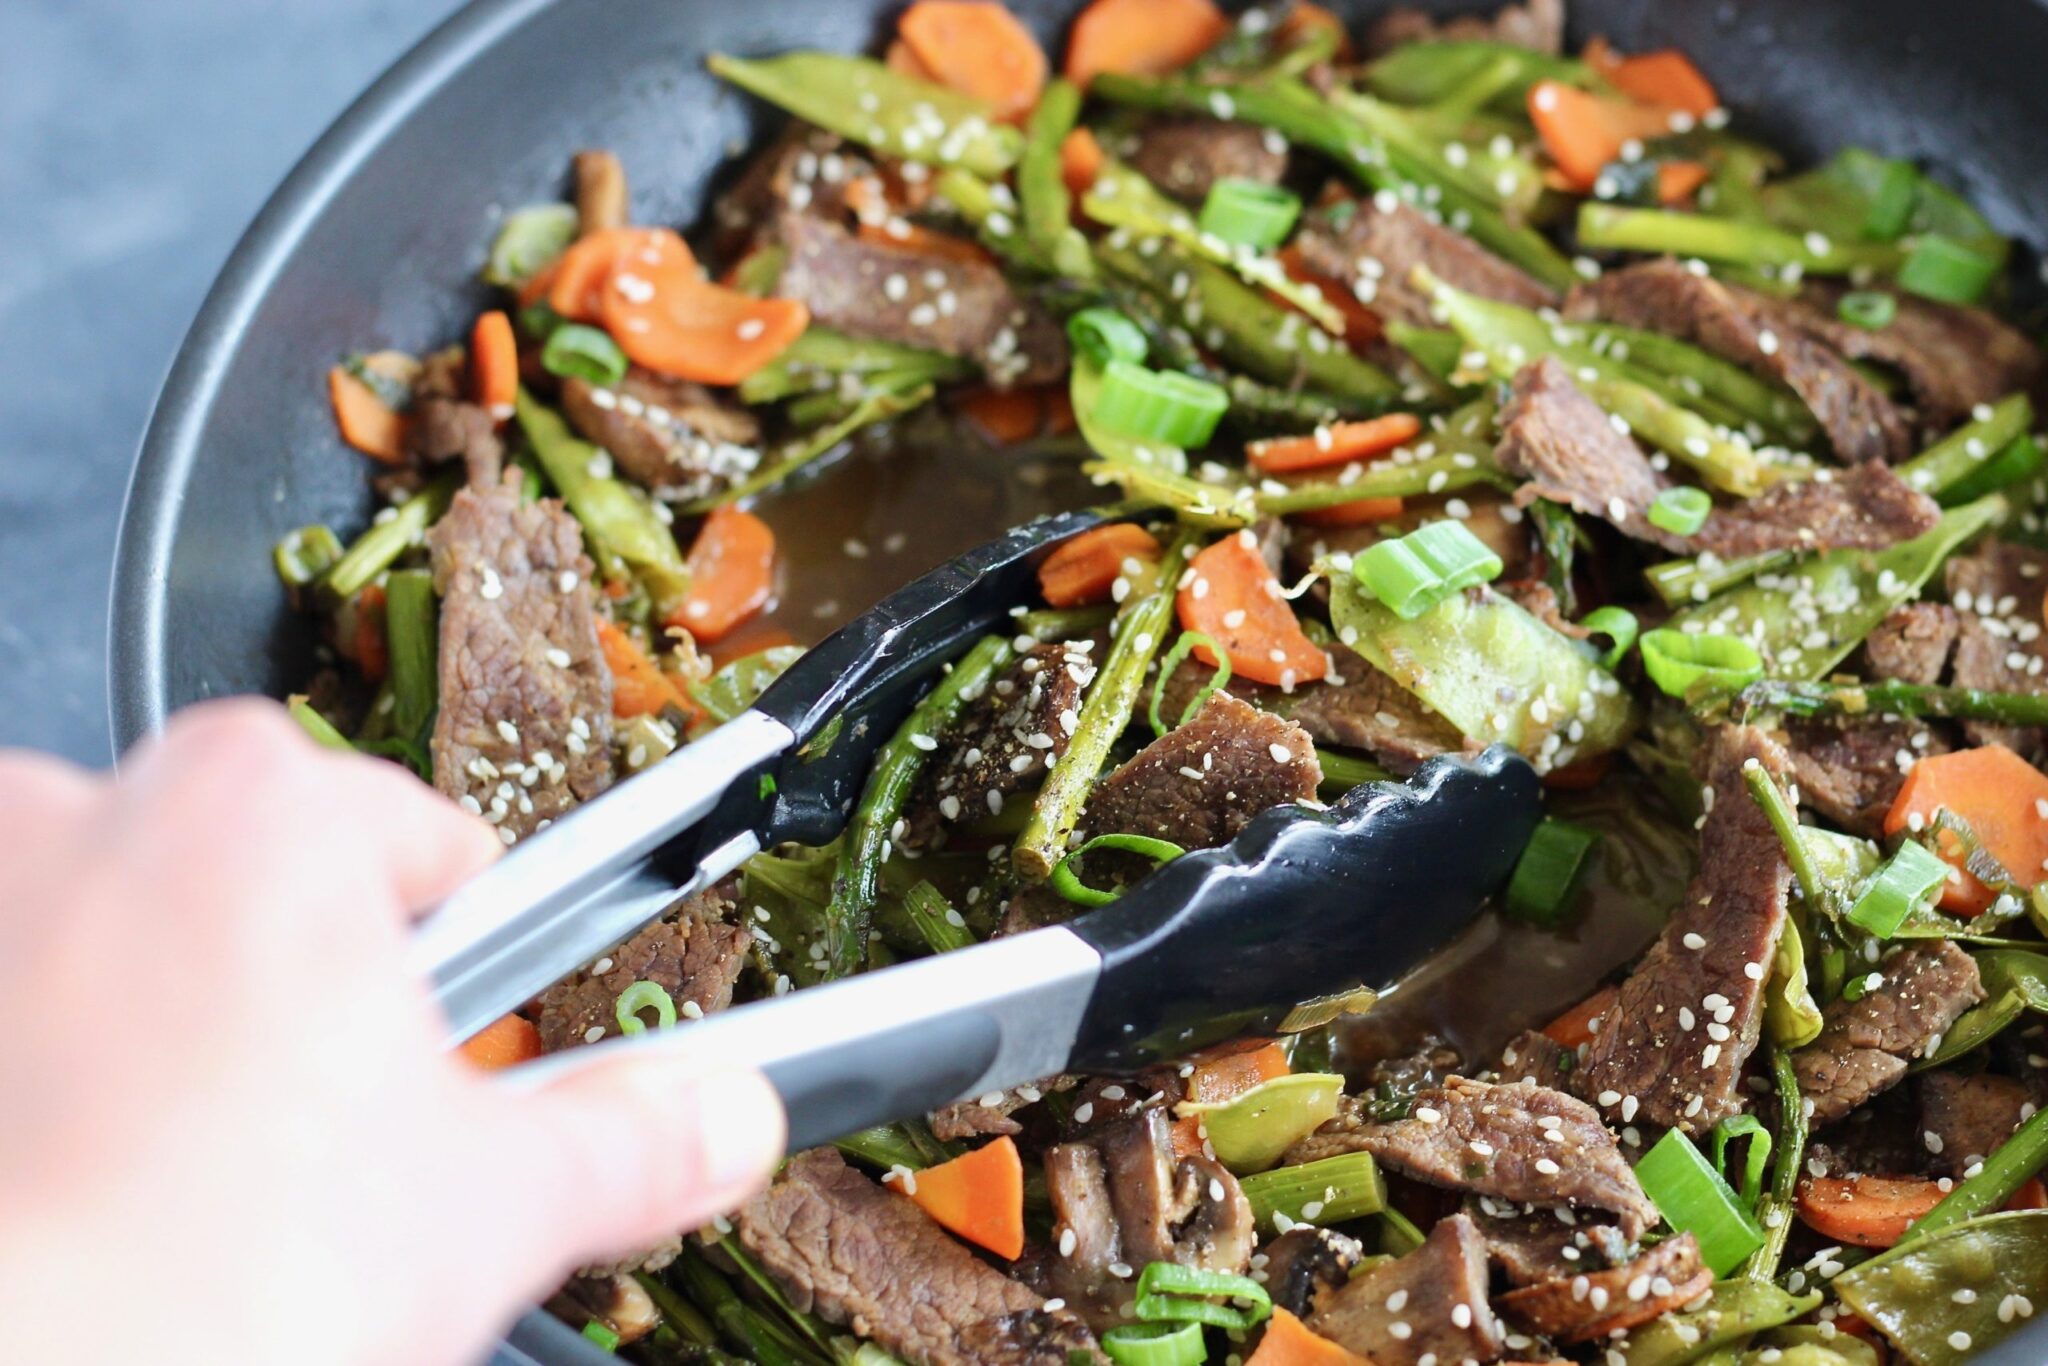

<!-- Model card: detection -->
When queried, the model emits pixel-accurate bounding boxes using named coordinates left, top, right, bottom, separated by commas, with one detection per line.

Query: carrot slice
left=1289, top=497, right=1405, bottom=530
left=856, top=219, right=994, bottom=266
left=327, top=364, right=411, bottom=463
left=706, top=623, right=800, bottom=671
left=1585, top=37, right=1720, bottom=117
left=597, top=619, right=689, bottom=719
left=1246, top=1308, right=1372, bottom=1366
left=1167, top=1114, right=1208, bottom=1160
left=352, top=583, right=390, bottom=683
left=1037, top=523, right=1163, bottom=608
left=899, top=1, right=1049, bottom=122
left=599, top=231, right=809, bottom=385
left=1542, top=984, right=1619, bottom=1049
left=1186, top=1041, right=1291, bottom=1104
left=960, top=386, right=1052, bottom=445
left=1657, top=160, right=1712, bottom=206
left=1248, top=413, right=1423, bottom=475
left=1060, top=126, right=1106, bottom=196
left=470, top=310, right=519, bottom=418
left=458, top=1014, right=545, bottom=1070
left=2010, top=1177, right=2048, bottom=1211
left=668, top=505, right=777, bottom=643
left=1176, top=533, right=1327, bottom=687
left=1276, top=245, right=1382, bottom=351
left=549, top=226, right=681, bottom=323
left=1527, top=80, right=1680, bottom=191
left=1796, top=1175, right=1945, bottom=1249
left=886, top=36, right=940, bottom=81
left=1064, top=0, right=1229, bottom=87
left=1883, top=743, right=2048, bottom=915
left=1543, top=753, right=1612, bottom=791
left=884, top=1135, right=1026, bottom=1259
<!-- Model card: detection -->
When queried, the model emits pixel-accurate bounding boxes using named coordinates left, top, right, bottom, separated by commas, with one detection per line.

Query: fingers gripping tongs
left=408, top=509, right=1543, bottom=1150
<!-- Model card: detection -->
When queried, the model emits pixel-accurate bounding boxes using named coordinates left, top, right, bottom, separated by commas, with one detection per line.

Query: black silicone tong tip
left=1065, top=746, right=1543, bottom=1071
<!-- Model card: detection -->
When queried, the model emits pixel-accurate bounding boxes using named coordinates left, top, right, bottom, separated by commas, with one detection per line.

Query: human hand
left=0, top=699, right=785, bottom=1366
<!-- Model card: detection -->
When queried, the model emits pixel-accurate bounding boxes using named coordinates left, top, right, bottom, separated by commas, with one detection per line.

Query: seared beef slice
left=1946, top=539, right=2048, bottom=758
left=1795, top=940, right=1984, bottom=1125
left=1296, top=196, right=1557, bottom=329
left=534, top=882, right=750, bottom=1051
left=1080, top=692, right=1320, bottom=850
left=1309, top=1213, right=1505, bottom=1366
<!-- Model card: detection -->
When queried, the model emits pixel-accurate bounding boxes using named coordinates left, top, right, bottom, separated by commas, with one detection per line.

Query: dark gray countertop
left=0, top=0, right=465, bottom=766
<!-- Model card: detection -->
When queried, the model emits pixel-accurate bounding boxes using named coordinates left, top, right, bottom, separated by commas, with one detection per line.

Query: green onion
left=288, top=696, right=354, bottom=752
left=1503, top=818, right=1599, bottom=927
left=1710, top=1114, right=1773, bottom=1211
left=1133, top=1262, right=1272, bottom=1331
left=1836, top=290, right=1899, bottom=330
left=1150, top=631, right=1229, bottom=737
left=1942, top=432, right=2045, bottom=506
left=484, top=203, right=579, bottom=287
left=1067, top=307, right=1149, bottom=368
left=1197, top=177, right=1303, bottom=250
left=1639, top=628, right=1765, bottom=699
left=1101, top=1322, right=1205, bottom=1366
left=1898, top=233, right=2000, bottom=304
left=1648, top=485, right=1713, bottom=536
left=1239, top=1151, right=1386, bottom=1231
left=1095, top=360, right=1229, bottom=447
left=541, top=322, right=630, bottom=387
left=901, top=880, right=975, bottom=953
left=1863, top=158, right=1920, bottom=241
left=1351, top=520, right=1504, bottom=619
left=614, top=979, right=678, bottom=1035
left=580, top=1320, right=622, bottom=1352
left=273, top=524, right=344, bottom=592
left=1846, top=838, right=1950, bottom=938
left=1636, top=1128, right=1766, bottom=1275
left=1050, top=833, right=1187, bottom=906
left=1579, top=606, right=1639, bottom=672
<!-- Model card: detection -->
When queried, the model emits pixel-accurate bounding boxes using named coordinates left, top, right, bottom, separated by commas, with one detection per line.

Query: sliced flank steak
left=533, top=881, right=749, bottom=1052
left=1308, top=1213, right=1506, bottom=1366
left=1795, top=940, right=1986, bottom=1125
left=560, top=367, right=763, bottom=503
left=1785, top=716, right=1948, bottom=841
left=1496, top=1233, right=1713, bottom=1343
left=1945, top=539, right=2048, bottom=758
left=1919, top=1070, right=2032, bottom=1177
left=1468, top=1203, right=1632, bottom=1288
left=1688, top=461, right=1940, bottom=559
left=1861, top=601, right=1961, bottom=686
left=1124, top=118, right=1286, bottom=205
left=1365, top=0, right=1563, bottom=56
left=1296, top=195, right=1559, bottom=330
left=1795, top=281, right=2043, bottom=430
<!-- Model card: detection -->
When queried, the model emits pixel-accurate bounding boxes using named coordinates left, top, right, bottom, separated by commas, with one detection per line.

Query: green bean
left=287, top=696, right=354, bottom=752
left=686, top=383, right=934, bottom=513
left=1729, top=678, right=2048, bottom=727
left=321, top=474, right=457, bottom=601
left=707, top=53, right=1020, bottom=177
left=824, top=635, right=1016, bottom=977
left=383, top=569, right=439, bottom=746
left=1894, top=391, right=2035, bottom=497
left=901, top=879, right=976, bottom=954
left=737, top=329, right=973, bottom=405
left=1577, top=203, right=1904, bottom=275
left=1743, top=1050, right=1808, bottom=1282
left=1906, top=1109, right=2048, bottom=1244
left=515, top=389, right=691, bottom=612
left=1014, top=532, right=1197, bottom=879
left=1019, top=78, right=1094, bottom=281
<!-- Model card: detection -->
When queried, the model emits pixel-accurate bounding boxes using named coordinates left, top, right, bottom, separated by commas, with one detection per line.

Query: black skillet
left=110, top=1, right=2048, bottom=1361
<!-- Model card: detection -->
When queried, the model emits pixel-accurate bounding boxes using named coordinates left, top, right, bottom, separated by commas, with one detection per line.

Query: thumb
left=495, top=1054, right=786, bottom=1274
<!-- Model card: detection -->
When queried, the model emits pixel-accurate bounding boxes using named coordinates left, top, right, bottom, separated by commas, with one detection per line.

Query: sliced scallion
left=1240, top=1150, right=1386, bottom=1230
left=1503, top=818, right=1599, bottom=927
left=1709, top=1113, right=1773, bottom=1211
left=1648, top=485, right=1713, bottom=536
left=580, top=1320, right=622, bottom=1353
left=541, top=323, right=630, bottom=387
left=1150, top=631, right=1229, bottom=737
left=1351, top=520, right=1504, bottom=619
left=1197, top=177, right=1303, bottom=250
left=1094, top=360, right=1230, bottom=447
left=484, top=202, right=579, bottom=287
left=1836, top=289, right=1898, bottom=330
left=1101, top=1322, right=1206, bottom=1366
left=1050, top=833, right=1187, bottom=906
left=1897, top=233, right=2000, bottom=304
left=1862, top=158, right=1920, bottom=241
left=1846, top=838, right=1950, bottom=938
left=614, top=979, right=678, bottom=1035
left=1132, top=1261, right=1273, bottom=1330
left=1636, top=1128, right=1765, bottom=1275
left=273, top=524, right=344, bottom=591
left=1639, top=628, right=1765, bottom=699
left=1066, top=307, right=1149, bottom=368
left=1579, top=605, right=1639, bottom=672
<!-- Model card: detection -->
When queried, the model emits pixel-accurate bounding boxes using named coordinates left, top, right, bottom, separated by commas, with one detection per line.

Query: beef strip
left=1308, top=1213, right=1505, bottom=1366
left=903, top=642, right=1094, bottom=849
left=407, top=394, right=504, bottom=488
left=428, top=473, right=614, bottom=842
left=1468, top=1204, right=1632, bottom=1287
left=1125, top=118, right=1286, bottom=204
left=1286, top=1077, right=1659, bottom=1238
left=1795, top=282, right=2043, bottom=430
left=1042, top=1108, right=1254, bottom=1331
left=929, top=1076, right=1077, bottom=1142
left=777, top=214, right=1066, bottom=387
left=1496, top=1029, right=1578, bottom=1094
left=560, top=367, right=763, bottom=502
left=709, top=124, right=876, bottom=259
left=1795, top=940, right=1986, bottom=1125
left=1861, top=602, right=1960, bottom=685
left=1495, top=357, right=1688, bottom=552
left=1564, top=259, right=1913, bottom=464
left=534, top=881, right=749, bottom=1052
left=738, top=1150, right=1096, bottom=1366
left=1919, top=1071, right=2031, bottom=1176
left=1365, top=1036, right=1466, bottom=1097
left=1785, top=717, right=1948, bottom=840
left=1945, top=539, right=2048, bottom=759
left=1296, top=196, right=1558, bottom=329
left=1158, top=642, right=1466, bottom=777
left=1078, top=692, right=1321, bottom=851
left=1576, top=726, right=1793, bottom=1132
left=1257, top=1227, right=1364, bottom=1319
left=1691, top=462, right=1940, bottom=559
left=1496, top=1233, right=1713, bottom=1343
left=1364, top=0, right=1563, bottom=55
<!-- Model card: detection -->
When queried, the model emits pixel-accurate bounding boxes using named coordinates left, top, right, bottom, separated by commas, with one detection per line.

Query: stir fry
left=279, top=0, right=2048, bottom=1361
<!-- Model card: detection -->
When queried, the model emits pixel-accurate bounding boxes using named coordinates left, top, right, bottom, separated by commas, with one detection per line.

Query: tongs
left=409, top=509, right=1542, bottom=1149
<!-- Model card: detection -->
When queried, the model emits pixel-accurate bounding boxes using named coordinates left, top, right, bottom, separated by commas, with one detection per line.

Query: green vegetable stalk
left=686, top=383, right=935, bottom=513
left=1576, top=203, right=1904, bottom=275
left=321, top=474, right=458, bottom=601
left=1742, top=1050, right=1808, bottom=1282
left=1728, top=677, right=2048, bottom=727
left=737, top=329, right=973, bottom=405
left=383, top=568, right=439, bottom=748
left=1018, top=78, right=1095, bottom=281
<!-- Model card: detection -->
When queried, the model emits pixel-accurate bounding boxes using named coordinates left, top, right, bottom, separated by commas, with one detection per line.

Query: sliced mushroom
left=1258, top=1227, right=1365, bottom=1318
left=549, top=1272, right=661, bottom=1346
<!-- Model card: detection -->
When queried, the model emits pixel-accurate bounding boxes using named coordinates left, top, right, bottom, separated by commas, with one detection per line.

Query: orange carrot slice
left=1246, top=1308, right=1372, bottom=1366
left=599, top=231, right=809, bottom=385
left=1177, top=533, right=1327, bottom=687
left=597, top=619, right=690, bottom=719
left=1543, top=753, right=1613, bottom=791
left=885, top=1135, right=1026, bottom=1259
left=327, top=360, right=413, bottom=463
left=470, top=310, right=519, bottom=419
left=1185, top=1041, right=1291, bottom=1104
left=1585, top=37, right=1720, bottom=117
left=668, top=505, right=777, bottom=643
left=1276, top=245, right=1382, bottom=351
left=1168, top=1114, right=1208, bottom=1159
left=1061, top=126, right=1106, bottom=196
left=1796, top=1175, right=1945, bottom=1248
left=1038, top=523, right=1163, bottom=607
left=899, top=1, right=1049, bottom=123
left=886, top=36, right=941, bottom=81
left=1542, top=984, right=1620, bottom=1049
left=1884, top=743, right=2048, bottom=915
left=549, top=226, right=681, bottom=323
left=1275, top=3, right=1354, bottom=62
left=1064, top=0, right=1229, bottom=87
left=1528, top=80, right=1680, bottom=191
left=960, top=386, right=1053, bottom=445
left=352, top=583, right=390, bottom=683
left=1289, top=497, right=1405, bottom=530
left=1657, top=160, right=1712, bottom=206
left=458, top=1014, right=545, bottom=1070
left=1248, top=413, right=1423, bottom=475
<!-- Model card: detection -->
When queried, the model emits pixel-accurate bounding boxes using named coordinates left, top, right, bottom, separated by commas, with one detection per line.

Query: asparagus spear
left=1728, top=678, right=2048, bottom=727
left=1018, top=78, right=1095, bottom=281
left=899, top=879, right=976, bottom=953
left=1014, top=531, right=1198, bottom=879
left=383, top=568, right=439, bottom=746
left=321, top=473, right=457, bottom=601
left=1576, top=203, right=1904, bottom=275
left=684, top=383, right=935, bottom=513
left=1741, top=1049, right=1808, bottom=1283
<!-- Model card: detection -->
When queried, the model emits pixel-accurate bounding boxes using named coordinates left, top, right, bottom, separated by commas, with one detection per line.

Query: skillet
left=108, top=1, right=2048, bottom=1361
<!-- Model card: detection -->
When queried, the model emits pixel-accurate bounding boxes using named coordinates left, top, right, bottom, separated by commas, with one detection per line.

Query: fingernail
left=687, top=1067, right=787, bottom=1188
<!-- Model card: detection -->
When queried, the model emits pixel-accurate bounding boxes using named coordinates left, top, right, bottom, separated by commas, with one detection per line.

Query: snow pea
left=1837, top=1211, right=2048, bottom=1364
left=1616, top=1280, right=1821, bottom=1365
left=736, top=328, right=973, bottom=405
left=1017, top=78, right=1094, bottom=281
left=1578, top=203, right=1904, bottom=276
